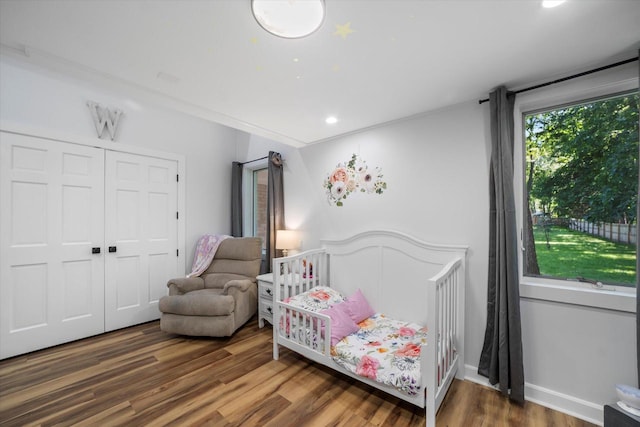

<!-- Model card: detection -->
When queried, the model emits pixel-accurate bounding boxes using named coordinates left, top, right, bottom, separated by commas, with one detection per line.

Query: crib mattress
left=331, top=313, right=428, bottom=396
left=279, top=286, right=344, bottom=349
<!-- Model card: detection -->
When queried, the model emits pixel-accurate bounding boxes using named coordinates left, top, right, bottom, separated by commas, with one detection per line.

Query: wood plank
left=219, top=393, right=292, bottom=426
left=0, top=319, right=598, bottom=427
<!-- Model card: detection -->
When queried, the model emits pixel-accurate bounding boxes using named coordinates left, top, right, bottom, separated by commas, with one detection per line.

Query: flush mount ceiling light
left=252, top=0, right=325, bottom=39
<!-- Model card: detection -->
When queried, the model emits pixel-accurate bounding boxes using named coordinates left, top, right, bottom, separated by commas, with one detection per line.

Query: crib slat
left=442, top=279, right=446, bottom=379
left=444, top=279, right=449, bottom=377
left=439, top=282, right=444, bottom=386
left=448, top=278, right=451, bottom=377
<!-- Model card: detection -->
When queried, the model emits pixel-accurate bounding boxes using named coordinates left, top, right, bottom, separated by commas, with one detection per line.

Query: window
left=514, top=70, right=638, bottom=312
left=523, top=92, right=638, bottom=287
left=253, top=168, right=268, bottom=251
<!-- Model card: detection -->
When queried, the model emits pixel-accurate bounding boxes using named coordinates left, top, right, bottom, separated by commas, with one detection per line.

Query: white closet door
left=104, top=151, right=178, bottom=331
left=0, top=133, right=105, bottom=359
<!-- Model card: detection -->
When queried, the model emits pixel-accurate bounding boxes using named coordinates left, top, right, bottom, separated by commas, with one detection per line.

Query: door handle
left=108, top=246, right=117, bottom=253
left=92, top=247, right=101, bottom=254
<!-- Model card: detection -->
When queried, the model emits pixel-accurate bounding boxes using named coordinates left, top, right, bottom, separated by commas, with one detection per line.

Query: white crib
left=272, top=230, right=467, bottom=426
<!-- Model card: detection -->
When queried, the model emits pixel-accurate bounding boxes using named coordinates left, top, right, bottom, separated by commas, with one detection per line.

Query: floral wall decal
left=324, top=154, right=387, bottom=206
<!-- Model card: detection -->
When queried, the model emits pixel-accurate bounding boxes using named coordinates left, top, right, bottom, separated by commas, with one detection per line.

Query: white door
left=0, top=133, right=105, bottom=359
left=104, top=151, right=178, bottom=331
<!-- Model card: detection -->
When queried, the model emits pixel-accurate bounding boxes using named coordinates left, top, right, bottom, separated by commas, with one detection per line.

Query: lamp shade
left=276, top=230, right=299, bottom=250
left=252, top=0, right=325, bottom=39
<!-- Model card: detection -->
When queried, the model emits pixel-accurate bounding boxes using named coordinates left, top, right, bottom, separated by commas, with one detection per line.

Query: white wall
left=279, top=99, right=635, bottom=425
left=0, top=54, right=239, bottom=269
left=521, top=298, right=634, bottom=422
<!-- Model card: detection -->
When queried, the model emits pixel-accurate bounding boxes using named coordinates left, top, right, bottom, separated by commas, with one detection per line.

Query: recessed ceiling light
left=542, top=0, right=566, bottom=8
left=325, top=116, right=338, bottom=124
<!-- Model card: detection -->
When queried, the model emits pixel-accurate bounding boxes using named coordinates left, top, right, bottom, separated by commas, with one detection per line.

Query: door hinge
left=176, top=174, right=179, bottom=182
left=176, top=249, right=179, bottom=257
left=176, top=211, right=179, bottom=220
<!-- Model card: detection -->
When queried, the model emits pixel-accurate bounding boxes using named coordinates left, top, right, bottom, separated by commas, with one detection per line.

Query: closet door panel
left=114, top=255, right=141, bottom=309
left=0, top=133, right=105, bottom=359
left=59, top=148, right=105, bottom=325
left=146, top=162, right=177, bottom=304
left=61, top=259, right=96, bottom=320
left=105, top=151, right=178, bottom=331
left=10, top=264, right=48, bottom=330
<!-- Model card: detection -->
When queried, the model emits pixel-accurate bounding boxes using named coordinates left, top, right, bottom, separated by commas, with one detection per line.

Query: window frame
left=513, top=64, right=638, bottom=313
left=241, top=159, right=268, bottom=246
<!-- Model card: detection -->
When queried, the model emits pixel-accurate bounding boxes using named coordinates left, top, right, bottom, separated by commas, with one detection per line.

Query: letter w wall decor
left=87, top=101, right=123, bottom=141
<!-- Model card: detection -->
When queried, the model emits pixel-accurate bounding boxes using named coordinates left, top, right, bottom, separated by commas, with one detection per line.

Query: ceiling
left=1, top=0, right=639, bottom=147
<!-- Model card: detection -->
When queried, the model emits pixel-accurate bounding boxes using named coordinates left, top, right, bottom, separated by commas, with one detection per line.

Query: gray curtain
left=478, top=86, right=525, bottom=402
left=231, top=161, right=243, bottom=237
left=264, top=151, right=284, bottom=274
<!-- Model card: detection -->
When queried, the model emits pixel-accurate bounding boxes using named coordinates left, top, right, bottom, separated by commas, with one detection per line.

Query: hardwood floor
left=0, top=318, right=596, bottom=427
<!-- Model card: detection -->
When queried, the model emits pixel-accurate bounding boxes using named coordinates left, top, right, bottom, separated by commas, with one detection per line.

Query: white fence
left=569, top=219, right=637, bottom=245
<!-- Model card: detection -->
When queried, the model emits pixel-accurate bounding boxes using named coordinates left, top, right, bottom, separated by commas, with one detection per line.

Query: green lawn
left=532, top=225, right=636, bottom=286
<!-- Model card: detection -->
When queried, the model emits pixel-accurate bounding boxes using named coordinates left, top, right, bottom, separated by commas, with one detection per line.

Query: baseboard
left=464, top=364, right=603, bottom=426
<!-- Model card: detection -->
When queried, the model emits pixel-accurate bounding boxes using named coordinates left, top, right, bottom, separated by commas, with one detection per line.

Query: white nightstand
left=257, top=272, right=310, bottom=328
left=257, top=273, right=275, bottom=328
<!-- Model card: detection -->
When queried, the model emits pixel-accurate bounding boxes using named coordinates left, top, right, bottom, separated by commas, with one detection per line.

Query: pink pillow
left=320, top=303, right=359, bottom=346
left=344, top=289, right=375, bottom=323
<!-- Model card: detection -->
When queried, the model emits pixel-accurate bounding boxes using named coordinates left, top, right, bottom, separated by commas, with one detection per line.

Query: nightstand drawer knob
left=267, top=306, right=272, bottom=314
left=266, top=288, right=272, bottom=296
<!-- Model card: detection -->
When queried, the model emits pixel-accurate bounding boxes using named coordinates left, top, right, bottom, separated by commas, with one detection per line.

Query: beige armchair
left=159, top=237, right=262, bottom=337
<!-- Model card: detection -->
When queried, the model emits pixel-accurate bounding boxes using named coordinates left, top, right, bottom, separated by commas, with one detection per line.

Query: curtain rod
left=238, top=155, right=268, bottom=166
left=478, top=56, right=639, bottom=104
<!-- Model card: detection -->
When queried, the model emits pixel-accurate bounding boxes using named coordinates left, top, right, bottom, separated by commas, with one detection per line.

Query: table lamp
left=276, top=229, right=299, bottom=256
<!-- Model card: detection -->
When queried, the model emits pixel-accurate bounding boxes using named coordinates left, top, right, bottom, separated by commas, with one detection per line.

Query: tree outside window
left=524, top=91, right=639, bottom=287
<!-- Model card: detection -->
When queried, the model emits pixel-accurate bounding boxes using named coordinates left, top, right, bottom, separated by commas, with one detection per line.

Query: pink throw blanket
left=187, top=234, right=231, bottom=278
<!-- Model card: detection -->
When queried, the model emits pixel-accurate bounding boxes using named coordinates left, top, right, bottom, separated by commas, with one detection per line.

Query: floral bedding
left=331, top=313, right=428, bottom=396
left=282, top=286, right=346, bottom=311
left=278, top=286, right=429, bottom=396
left=279, top=286, right=345, bottom=348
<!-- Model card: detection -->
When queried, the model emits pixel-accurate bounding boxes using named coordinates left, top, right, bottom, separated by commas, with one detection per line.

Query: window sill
left=520, top=279, right=636, bottom=313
